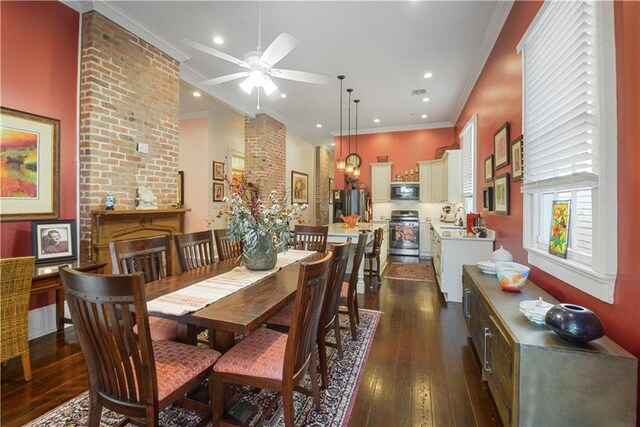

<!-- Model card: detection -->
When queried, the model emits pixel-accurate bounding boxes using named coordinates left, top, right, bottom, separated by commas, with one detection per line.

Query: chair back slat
left=293, top=225, right=328, bottom=252
left=320, top=241, right=351, bottom=332
left=61, top=268, right=156, bottom=413
left=174, top=231, right=215, bottom=272
left=214, top=229, right=242, bottom=261
left=109, top=235, right=172, bottom=281
left=0, top=256, right=35, bottom=363
left=285, top=252, right=332, bottom=378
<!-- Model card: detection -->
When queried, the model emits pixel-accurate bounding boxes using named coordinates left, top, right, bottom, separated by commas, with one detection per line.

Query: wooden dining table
left=144, top=252, right=323, bottom=353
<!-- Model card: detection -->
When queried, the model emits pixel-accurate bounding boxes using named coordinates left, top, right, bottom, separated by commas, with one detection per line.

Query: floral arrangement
left=212, top=176, right=308, bottom=255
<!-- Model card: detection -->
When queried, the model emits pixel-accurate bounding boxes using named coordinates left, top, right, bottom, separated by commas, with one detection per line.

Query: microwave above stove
left=390, top=183, right=419, bottom=200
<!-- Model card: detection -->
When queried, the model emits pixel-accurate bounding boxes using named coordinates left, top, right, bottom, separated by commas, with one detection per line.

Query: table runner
left=146, top=249, right=315, bottom=316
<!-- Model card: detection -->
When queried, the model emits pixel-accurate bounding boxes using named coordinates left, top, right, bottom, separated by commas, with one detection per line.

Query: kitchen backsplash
left=373, top=201, right=462, bottom=222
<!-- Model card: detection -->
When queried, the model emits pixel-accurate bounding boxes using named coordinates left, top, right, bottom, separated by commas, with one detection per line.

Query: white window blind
left=460, top=115, right=476, bottom=197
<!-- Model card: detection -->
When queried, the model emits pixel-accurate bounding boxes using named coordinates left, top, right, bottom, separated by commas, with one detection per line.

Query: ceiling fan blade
left=181, top=39, right=247, bottom=67
left=202, top=72, right=249, bottom=86
left=269, top=69, right=330, bottom=85
left=260, top=33, right=299, bottom=67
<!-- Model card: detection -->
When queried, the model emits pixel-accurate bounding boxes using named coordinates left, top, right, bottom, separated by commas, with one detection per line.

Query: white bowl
left=495, top=262, right=530, bottom=292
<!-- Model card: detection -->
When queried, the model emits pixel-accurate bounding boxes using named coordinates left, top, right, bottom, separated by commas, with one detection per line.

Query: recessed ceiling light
left=422, top=97, right=430, bottom=102
left=316, top=124, right=322, bottom=128
left=213, top=36, right=224, bottom=45
left=421, top=114, right=428, bottom=119
left=374, top=118, right=380, bottom=123
left=423, top=72, right=433, bottom=79
left=331, top=142, right=335, bottom=146
left=280, top=93, right=287, bottom=98
left=192, top=91, right=201, bottom=97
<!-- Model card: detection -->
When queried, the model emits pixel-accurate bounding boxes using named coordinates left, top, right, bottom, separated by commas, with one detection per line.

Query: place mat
left=147, top=249, right=315, bottom=316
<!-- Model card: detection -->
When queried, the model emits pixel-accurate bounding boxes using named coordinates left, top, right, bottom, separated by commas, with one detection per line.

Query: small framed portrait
left=31, top=220, right=76, bottom=263
left=484, top=155, right=494, bottom=182
left=291, top=170, right=309, bottom=204
left=483, top=187, right=494, bottom=211
left=511, top=136, right=523, bottom=182
left=213, top=182, right=224, bottom=202
left=493, top=122, right=510, bottom=170
left=212, top=161, right=225, bottom=181
left=494, top=173, right=510, bottom=215
left=328, top=177, right=334, bottom=205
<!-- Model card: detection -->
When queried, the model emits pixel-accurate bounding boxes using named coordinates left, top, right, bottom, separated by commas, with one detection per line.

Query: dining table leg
left=214, top=330, right=236, bottom=353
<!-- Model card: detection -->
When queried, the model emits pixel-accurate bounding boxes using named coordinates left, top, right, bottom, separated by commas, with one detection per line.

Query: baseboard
left=28, top=303, right=71, bottom=340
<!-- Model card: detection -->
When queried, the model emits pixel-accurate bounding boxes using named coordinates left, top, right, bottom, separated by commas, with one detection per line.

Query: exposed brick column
left=316, top=146, right=333, bottom=225
left=78, top=12, right=180, bottom=259
left=244, top=113, right=286, bottom=198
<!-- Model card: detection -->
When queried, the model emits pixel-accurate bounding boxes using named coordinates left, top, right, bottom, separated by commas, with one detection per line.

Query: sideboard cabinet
left=462, top=265, right=637, bottom=427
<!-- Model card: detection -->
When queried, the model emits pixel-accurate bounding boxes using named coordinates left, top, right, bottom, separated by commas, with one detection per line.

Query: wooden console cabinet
left=462, top=265, right=637, bottom=427
left=91, top=209, right=190, bottom=273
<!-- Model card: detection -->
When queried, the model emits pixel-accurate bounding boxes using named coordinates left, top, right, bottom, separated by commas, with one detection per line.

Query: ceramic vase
left=491, top=245, right=513, bottom=262
left=544, top=303, right=605, bottom=343
left=243, top=234, right=277, bottom=271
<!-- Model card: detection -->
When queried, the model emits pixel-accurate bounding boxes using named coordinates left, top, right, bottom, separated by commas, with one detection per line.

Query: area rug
left=25, top=310, right=381, bottom=427
left=384, top=262, right=433, bottom=282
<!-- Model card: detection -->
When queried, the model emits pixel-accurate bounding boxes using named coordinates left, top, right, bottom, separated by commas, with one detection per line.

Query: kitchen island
left=326, top=222, right=389, bottom=293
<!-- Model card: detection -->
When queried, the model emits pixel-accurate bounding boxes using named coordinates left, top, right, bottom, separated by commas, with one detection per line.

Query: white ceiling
left=72, top=1, right=512, bottom=146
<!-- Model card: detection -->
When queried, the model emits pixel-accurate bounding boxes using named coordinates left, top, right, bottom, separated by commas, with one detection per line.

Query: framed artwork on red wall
left=0, top=108, right=60, bottom=221
left=493, top=122, right=510, bottom=170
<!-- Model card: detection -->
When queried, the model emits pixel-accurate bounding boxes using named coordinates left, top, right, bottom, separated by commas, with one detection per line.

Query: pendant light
left=345, top=88, right=354, bottom=175
left=336, top=75, right=346, bottom=173
left=352, top=99, right=361, bottom=178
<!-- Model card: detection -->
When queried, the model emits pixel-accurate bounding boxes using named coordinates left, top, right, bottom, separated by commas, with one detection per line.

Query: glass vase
left=243, top=233, right=277, bottom=271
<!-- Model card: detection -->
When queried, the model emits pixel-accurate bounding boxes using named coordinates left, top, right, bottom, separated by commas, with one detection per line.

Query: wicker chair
left=1, top=256, right=36, bottom=381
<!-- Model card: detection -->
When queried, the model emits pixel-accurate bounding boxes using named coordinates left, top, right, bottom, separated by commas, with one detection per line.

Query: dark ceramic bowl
left=544, top=303, right=605, bottom=343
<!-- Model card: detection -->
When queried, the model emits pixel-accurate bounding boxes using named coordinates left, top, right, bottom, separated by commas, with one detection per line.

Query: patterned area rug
left=384, top=262, right=433, bottom=282
left=25, top=310, right=381, bottom=427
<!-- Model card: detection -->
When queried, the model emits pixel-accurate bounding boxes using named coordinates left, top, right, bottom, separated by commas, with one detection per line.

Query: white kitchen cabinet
left=371, top=162, right=393, bottom=203
left=431, top=161, right=445, bottom=202
left=417, top=150, right=461, bottom=203
left=443, top=150, right=462, bottom=203
left=419, top=222, right=432, bottom=257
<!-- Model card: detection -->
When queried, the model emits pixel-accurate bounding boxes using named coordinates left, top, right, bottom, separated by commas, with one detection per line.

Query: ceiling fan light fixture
left=248, top=70, right=265, bottom=87
left=239, top=77, right=254, bottom=94
left=263, top=75, right=277, bottom=95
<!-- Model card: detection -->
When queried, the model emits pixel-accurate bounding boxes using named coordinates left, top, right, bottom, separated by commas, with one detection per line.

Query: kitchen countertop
left=431, top=221, right=496, bottom=241
left=325, top=222, right=387, bottom=238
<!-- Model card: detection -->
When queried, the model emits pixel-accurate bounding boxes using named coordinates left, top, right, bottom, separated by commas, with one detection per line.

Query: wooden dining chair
left=212, top=252, right=332, bottom=427
left=266, top=241, right=351, bottom=389
left=213, top=229, right=242, bottom=261
left=364, top=227, right=384, bottom=284
left=60, top=268, right=221, bottom=427
left=109, top=235, right=178, bottom=341
left=0, top=256, right=36, bottom=381
left=339, top=232, right=368, bottom=340
left=293, top=225, right=328, bottom=252
left=174, top=230, right=215, bottom=272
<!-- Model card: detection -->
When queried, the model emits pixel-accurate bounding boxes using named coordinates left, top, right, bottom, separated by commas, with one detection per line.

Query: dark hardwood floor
left=1, top=260, right=499, bottom=427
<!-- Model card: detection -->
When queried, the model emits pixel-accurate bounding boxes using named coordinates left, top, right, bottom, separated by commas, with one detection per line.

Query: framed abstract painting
left=1, top=108, right=59, bottom=221
left=493, top=122, right=510, bottom=170
left=494, top=173, right=510, bottom=215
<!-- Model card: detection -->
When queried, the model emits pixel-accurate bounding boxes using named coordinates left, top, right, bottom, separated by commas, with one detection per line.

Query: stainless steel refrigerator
left=333, top=189, right=368, bottom=223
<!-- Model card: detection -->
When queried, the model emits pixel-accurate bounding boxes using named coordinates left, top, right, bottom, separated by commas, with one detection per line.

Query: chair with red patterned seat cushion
left=339, top=231, right=368, bottom=340
left=213, top=252, right=333, bottom=427
left=266, top=241, right=351, bottom=389
left=60, top=267, right=221, bottom=426
left=109, top=235, right=179, bottom=342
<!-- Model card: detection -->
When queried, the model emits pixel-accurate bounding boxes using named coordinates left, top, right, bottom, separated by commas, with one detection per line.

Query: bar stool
left=364, top=228, right=383, bottom=285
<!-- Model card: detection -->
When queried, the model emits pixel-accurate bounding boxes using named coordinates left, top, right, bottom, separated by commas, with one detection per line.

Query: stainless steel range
left=389, top=210, right=420, bottom=257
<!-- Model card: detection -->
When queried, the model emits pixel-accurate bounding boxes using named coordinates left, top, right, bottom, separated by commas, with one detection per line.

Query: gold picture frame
left=291, top=170, right=308, bottom=204
left=493, top=122, right=510, bottom=170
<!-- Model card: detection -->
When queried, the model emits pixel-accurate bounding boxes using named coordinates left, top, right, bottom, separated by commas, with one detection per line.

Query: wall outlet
left=136, top=142, right=149, bottom=153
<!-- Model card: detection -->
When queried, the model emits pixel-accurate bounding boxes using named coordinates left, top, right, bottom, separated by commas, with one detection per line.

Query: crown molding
left=329, top=121, right=454, bottom=137
left=450, top=0, right=514, bottom=126
left=60, top=1, right=89, bottom=13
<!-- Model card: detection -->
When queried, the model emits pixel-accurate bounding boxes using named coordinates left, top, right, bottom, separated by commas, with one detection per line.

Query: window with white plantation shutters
left=460, top=114, right=477, bottom=212
left=518, top=0, right=618, bottom=303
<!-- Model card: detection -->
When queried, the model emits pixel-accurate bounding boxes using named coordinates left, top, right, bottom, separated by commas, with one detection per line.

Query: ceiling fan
left=182, top=11, right=330, bottom=101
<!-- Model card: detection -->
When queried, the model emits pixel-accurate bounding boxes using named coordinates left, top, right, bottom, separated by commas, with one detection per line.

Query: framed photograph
left=493, top=122, right=510, bottom=170
left=35, top=262, right=74, bottom=276
left=212, top=161, right=225, bottom=181
left=31, top=220, right=76, bottom=263
left=483, top=187, right=494, bottom=211
left=176, top=170, right=184, bottom=207
left=549, top=200, right=571, bottom=259
left=291, top=170, right=309, bottom=204
left=328, top=177, right=334, bottom=205
left=511, top=136, right=523, bottom=182
left=484, top=155, right=494, bottom=182
left=494, top=173, right=510, bottom=215
left=212, top=182, right=224, bottom=202
left=1, top=108, right=60, bottom=221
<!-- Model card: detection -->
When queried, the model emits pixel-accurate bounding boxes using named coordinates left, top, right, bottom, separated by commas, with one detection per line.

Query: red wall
left=1, top=1, right=80, bottom=307
left=333, top=127, right=455, bottom=190
left=455, top=0, right=640, bottom=418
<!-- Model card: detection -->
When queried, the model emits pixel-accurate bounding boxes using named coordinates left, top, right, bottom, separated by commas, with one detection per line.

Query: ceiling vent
left=411, top=89, right=427, bottom=96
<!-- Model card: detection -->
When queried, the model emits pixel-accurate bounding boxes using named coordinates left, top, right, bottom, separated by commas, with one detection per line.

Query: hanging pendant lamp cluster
left=334, top=75, right=362, bottom=177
